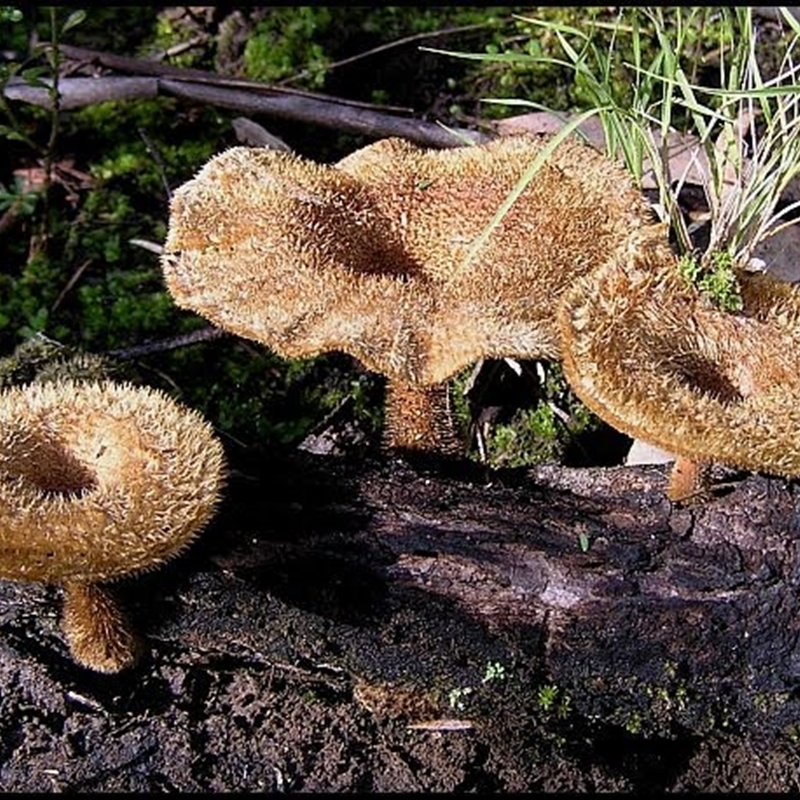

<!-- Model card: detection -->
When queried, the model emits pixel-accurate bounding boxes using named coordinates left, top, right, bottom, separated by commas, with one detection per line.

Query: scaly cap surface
left=0, top=379, right=226, bottom=582
left=162, top=135, right=655, bottom=386
left=559, top=235, right=800, bottom=477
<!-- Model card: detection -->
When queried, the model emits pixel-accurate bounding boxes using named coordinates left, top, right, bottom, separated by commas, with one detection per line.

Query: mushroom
left=559, top=230, right=800, bottom=499
left=0, top=379, right=226, bottom=672
left=161, top=134, right=655, bottom=455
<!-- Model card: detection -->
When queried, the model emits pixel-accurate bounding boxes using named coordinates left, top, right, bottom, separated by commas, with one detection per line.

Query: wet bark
left=2, top=451, right=800, bottom=790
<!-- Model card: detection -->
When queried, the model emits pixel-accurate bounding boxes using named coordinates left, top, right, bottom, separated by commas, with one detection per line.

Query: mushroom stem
left=383, top=379, right=462, bottom=456
left=667, top=456, right=712, bottom=503
left=61, top=580, right=142, bottom=673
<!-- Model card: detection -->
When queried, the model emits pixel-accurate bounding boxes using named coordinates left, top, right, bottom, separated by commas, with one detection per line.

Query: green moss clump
left=678, top=250, right=744, bottom=313
left=244, top=7, right=334, bottom=89
left=460, top=363, right=604, bottom=469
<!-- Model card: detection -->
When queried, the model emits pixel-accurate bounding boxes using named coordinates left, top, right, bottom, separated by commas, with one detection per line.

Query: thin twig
left=106, top=325, right=229, bottom=361
left=156, top=34, right=209, bottom=62
left=51, top=258, right=91, bottom=312
left=278, top=21, right=495, bottom=86
left=137, top=126, right=172, bottom=202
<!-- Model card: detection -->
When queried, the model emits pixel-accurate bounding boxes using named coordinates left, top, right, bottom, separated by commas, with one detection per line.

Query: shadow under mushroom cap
left=559, top=236, right=800, bottom=477
left=0, top=380, right=226, bottom=583
left=162, top=134, right=654, bottom=385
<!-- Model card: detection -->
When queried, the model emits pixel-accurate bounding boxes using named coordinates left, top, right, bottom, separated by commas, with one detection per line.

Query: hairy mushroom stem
left=667, top=456, right=713, bottom=503
left=383, top=379, right=461, bottom=455
left=61, top=580, right=142, bottom=673
left=0, top=379, right=226, bottom=672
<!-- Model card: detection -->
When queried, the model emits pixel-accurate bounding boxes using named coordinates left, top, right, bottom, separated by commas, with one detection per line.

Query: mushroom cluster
left=163, top=132, right=800, bottom=501
left=161, top=134, right=655, bottom=455
left=0, top=379, right=225, bottom=672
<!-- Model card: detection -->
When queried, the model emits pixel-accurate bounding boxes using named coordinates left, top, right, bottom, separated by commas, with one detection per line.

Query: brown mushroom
left=559, top=230, right=800, bottom=498
left=0, top=379, right=226, bottom=672
left=161, top=134, right=655, bottom=455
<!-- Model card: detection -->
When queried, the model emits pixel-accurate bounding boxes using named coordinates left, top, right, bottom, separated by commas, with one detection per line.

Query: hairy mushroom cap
left=0, top=379, right=226, bottom=583
left=161, top=135, right=656, bottom=387
left=559, top=233, right=800, bottom=478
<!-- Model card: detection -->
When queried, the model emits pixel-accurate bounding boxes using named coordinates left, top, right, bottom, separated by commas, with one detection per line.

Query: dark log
left=158, top=79, right=484, bottom=147
left=4, top=74, right=487, bottom=149
left=2, top=451, right=800, bottom=791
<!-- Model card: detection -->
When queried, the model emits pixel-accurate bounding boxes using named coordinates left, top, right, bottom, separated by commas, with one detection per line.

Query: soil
left=3, top=448, right=800, bottom=792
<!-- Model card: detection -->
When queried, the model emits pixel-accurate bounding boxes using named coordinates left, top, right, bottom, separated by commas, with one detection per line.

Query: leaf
left=0, top=129, right=32, bottom=143
left=61, top=9, right=86, bottom=34
left=21, top=66, right=49, bottom=88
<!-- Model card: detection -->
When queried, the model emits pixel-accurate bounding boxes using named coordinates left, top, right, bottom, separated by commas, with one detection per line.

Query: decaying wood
left=2, top=451, right=800, bottom=790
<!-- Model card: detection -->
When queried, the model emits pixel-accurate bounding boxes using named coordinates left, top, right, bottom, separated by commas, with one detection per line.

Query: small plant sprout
left=447, top=660, right=509, bottom=712
left=678, top=250, right=743, bottom=313
left=448, top=686, right=474, bottom=711
left=537, top=683, right=571, bottom=718
left=537, top=684, right=559, bottom=712
left=482, top=660, right=507, bottom=684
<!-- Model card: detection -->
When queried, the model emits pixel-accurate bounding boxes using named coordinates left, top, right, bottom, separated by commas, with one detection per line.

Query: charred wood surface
left=1, top=452, right=800, bottom=790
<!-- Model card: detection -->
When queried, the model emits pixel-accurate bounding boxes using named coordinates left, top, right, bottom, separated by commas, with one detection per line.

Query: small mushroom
left=161, top=134, right=655, bottom=455
left=559, top=231, right=800, bottom=498
left=0, top=379, right=226, bottom=672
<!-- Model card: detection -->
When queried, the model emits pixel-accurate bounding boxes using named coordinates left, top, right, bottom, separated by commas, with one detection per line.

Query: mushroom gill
left=161, top=134, right=656, bottom=455
left=559, top=232, right=800, bottom=496
left=0, top=379, right=226, bottom=672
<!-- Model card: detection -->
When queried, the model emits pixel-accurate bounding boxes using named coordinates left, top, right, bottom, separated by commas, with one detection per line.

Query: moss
left=244, top=7, right=334, bottom=89
left=145, top=9, right=211, bottom=69
left=477, top=364, right=604, bottom=469
left=678, top=250, right=744, bottom=313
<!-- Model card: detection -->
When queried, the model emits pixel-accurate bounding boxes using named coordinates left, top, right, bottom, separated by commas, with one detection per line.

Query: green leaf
left=61, top=9, right=86, bottom=34
left=21, top=66, right=48, bottom=88
left=0, top=128, right=32, bottom=143
left=512, top=15, right=590, bottom=43
left=420, top=46, right=538, bottom=65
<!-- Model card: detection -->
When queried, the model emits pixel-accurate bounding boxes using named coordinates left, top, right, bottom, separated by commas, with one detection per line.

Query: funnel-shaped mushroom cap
left=559, top=235, right=800, bottom=477
left=0, top=380, right=226, bottom=583
left=162, top=135, right=655, bottom=386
